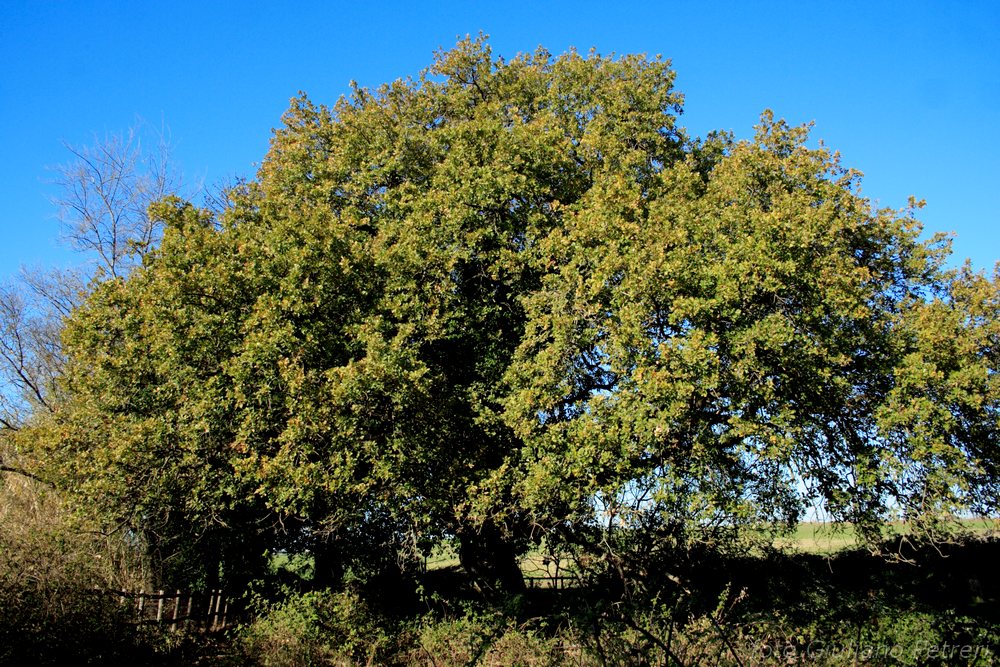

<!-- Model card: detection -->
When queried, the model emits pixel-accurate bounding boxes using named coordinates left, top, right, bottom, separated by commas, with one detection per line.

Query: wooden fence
left=522, top=555, right=579, bottom=590
left=97, top=589, right=233, bottom=631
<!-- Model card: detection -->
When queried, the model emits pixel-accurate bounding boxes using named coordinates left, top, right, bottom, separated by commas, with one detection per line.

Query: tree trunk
left=457, top=521, right=526, bottom=599
left=312, top=533, right=344, bottom=590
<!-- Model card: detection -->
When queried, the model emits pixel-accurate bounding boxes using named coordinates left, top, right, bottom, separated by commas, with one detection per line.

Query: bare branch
left=19, top=265, right=85, bottom=319
left=50, top=120, right=182, bottom=278
left=0, top=276, right=72, bottom=421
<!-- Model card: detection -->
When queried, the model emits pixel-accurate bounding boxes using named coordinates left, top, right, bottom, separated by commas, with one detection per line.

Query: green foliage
left=503, top=109, right=998, bottom=550
left=238, top=589, right=393, bottom=666
left=25, top=35, right=690, bottom=591
left=14, top=36, right=1000, bottom=612
left=410, top=610, right=573, bottom=667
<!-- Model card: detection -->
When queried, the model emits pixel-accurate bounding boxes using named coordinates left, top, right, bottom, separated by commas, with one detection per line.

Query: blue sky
left=2, top=1, right=997, bottom=280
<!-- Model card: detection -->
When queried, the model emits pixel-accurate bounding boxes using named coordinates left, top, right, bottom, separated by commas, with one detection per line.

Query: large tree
left=28, top=37, right=999, bottom=594
left=503, top=112, right=1000, bottom=561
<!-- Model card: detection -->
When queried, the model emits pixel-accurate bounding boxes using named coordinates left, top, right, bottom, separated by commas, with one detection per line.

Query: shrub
left=238, top=588, right=393, bottom=666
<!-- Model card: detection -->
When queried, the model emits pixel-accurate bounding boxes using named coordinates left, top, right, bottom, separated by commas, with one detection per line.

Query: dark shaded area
left=4, top=538, right=999, bottom=665
left=713, top=538, right=1000, bottom=625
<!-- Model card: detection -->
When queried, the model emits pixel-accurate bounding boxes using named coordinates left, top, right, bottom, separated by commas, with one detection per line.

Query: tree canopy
left=15, top=37, right=999, bottom=593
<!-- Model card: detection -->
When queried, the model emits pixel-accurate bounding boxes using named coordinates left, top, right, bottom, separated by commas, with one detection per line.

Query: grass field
left=424, top=518, right=1000, bottom=580
left=773, top=522, right=858, bottom=553
left=774, top=517, right=1000, bottom=554
left=424, top=543, right=577, bottom=588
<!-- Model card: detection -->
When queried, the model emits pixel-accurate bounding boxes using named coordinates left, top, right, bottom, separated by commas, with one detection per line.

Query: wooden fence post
left=112, top=588, right=234, bottom=630
left=211, top=590, right=223, bottom=631
left=170, top=590, right=180, bottom=631
left=202, top=590, right=215, bottom=630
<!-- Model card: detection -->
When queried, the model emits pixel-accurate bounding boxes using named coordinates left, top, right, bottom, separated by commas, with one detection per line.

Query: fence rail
left=94, top=589, right=232, bottom=631
left=524, top=574, right=577, bottom=589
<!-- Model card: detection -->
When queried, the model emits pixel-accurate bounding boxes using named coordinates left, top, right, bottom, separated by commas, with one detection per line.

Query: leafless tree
left=0, top=275, right=70, bottom=428
left=3, top=122, right=190, bottom=498
left=51, top=121, right=181, bottom=278
left=2, top=122, right=182, bottom=446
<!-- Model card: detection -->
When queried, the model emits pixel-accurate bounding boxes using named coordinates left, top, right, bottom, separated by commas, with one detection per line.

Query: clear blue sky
left=2, top=1, right=998, bottom=280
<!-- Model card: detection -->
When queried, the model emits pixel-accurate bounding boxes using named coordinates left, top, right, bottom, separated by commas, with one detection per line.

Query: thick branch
left=0, top=461, right=49, bottom=486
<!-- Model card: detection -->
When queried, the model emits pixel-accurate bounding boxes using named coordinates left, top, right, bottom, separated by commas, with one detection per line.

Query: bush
left=238, top=588, right=393, bottom=666
left=406, top=609, right=580, bottom=667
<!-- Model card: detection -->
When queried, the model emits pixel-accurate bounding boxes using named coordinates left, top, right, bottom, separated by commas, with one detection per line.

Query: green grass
left=423, top=542, right=461, bottom=571
left=773, top=522, right=857, bottom=553
left=423, top=519, right=1000, bottom=577
left=424, top=542, right=577, bottom=588
left=775, top=517, right=1000, bottom=554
